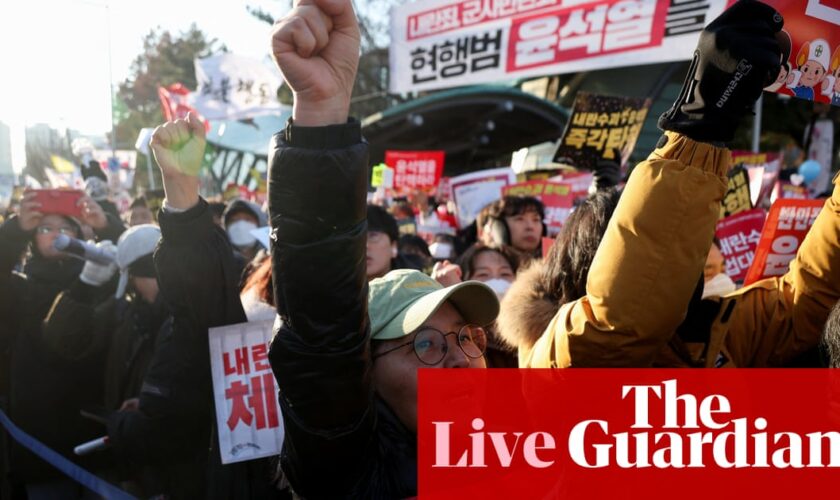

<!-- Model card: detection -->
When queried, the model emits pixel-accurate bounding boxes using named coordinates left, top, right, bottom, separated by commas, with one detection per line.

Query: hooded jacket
left=499, top=132, right=840, bottom=368
left=268, top=120, right=417, bottom=499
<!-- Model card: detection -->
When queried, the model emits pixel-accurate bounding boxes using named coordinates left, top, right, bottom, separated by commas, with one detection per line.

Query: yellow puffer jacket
left=517, top=131, right=840, bottom=368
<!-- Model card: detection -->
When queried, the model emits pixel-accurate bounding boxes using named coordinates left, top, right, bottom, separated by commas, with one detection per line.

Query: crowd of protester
left=0, top=0, right=839, bottom=498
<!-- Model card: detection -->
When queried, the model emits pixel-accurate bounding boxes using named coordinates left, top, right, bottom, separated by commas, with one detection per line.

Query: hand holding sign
left=271, top=0, right=360, bottom=126
left=150, top=113, right=205, bottom=210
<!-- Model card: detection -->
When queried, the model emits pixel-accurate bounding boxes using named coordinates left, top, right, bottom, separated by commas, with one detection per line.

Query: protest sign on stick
left=715, top=209, right=766, bottom=283
left=743, top=199, right=824, bottom=285
left=209, top=321, right=284, bottom=464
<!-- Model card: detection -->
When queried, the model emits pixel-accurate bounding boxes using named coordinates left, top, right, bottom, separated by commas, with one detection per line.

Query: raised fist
left=150, top=113, right=204, bottom=210
left=271, top=0, right=361, bottom=126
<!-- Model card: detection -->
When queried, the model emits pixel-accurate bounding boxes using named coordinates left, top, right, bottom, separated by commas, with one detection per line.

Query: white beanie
left=115, top=224, right=161, bottom=298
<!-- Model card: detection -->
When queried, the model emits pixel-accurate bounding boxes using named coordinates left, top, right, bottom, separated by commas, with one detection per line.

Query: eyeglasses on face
left=35, top=225, right=76, bottom=236
left=372, top=324, right=488, bottom=366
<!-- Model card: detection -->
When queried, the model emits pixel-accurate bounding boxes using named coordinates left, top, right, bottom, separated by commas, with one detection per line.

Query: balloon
left=798, top=160, right=821, bottom=185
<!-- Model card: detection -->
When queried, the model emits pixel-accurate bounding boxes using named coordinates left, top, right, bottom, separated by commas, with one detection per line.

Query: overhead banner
left=553, top=92, right=651, bottom=169
left=743, top=198, right=824, bottom=286
left=390, top=0, right=719, bottom=93
left=714, top=208, right=765, bottom=283
left=390, top=0, right=840, bottom=108
left=450, top=167, right=517, bottom=228
left=192, top=54, right=285, bottom=121
left=385, top=150, right=446, bottom=190
left=503, top=180, right=574, bottom=228
left=209, top=321, right=284, bottom=465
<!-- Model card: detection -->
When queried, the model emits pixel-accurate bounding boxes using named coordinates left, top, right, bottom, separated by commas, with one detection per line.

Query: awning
left=362, top=86, right=569, bottom=175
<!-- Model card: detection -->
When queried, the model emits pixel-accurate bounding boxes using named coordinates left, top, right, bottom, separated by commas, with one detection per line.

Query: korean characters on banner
left=450, top=167, right=517, bottom=229
left=384, top=150, right=445, bottom=191
left=390, top=0, right=731, bottom=94
left=743, top=199, right=824, bottom=285
left=720, top=166, right=753, bottom=219
left=756, top=0, right=840, bottom=105
left=553, top=92, right=652, bottom=170
left=209, top=321, right=284, bottom=465
left=192, top=54, right=286, bottom=121
left=714, top=209, right=765, bottom=283
left=503, top=180, right=574, bottom=230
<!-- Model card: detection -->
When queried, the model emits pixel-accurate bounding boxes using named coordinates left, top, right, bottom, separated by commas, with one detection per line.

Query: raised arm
left=107, top=113, right=246, bottom=465
left=265, top=1, right=373, bottom=497
left=520, top=0, right=784, bottom=368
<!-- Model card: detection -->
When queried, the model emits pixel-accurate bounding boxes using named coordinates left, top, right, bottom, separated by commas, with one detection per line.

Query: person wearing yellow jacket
left=510, top=1, right=830, bottom=369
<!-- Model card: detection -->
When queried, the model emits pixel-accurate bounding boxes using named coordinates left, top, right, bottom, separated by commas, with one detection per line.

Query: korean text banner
left=385, top=150, right=446, bottom=190
left=715, top=208, right=765, bottom=283
left=553, top=92, right=651, bottom=169
left=192, top=54, right=285, bottom=121
left=390, top=0, right=729, bottom=93
left=390, top=0, right=840, bottom=107
left=418, top=369, right=840, bottom=499
left=743, top=198, right=824, bottom=285
left=209, top=321, right=284, bottom=465
left=503, top=180, right=574, bottom=227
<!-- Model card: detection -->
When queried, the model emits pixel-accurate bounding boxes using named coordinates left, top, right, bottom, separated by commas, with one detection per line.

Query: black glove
left=658, top=0, right=783, bottom=143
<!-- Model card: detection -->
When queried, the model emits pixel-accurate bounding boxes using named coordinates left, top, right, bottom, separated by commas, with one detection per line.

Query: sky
left=0, top=0, right=282, bottom=137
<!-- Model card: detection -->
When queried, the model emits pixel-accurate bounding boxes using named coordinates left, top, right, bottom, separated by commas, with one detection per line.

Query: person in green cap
left=264, top=1, right=499, bottom=498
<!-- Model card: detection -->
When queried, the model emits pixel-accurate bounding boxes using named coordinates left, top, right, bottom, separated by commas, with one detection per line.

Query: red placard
left=743, top=199, right=824, bottom=285
left=714, top=209, right=766, bottom=282
left=385, top=150, right=445, bottom=190
left=503, top=180, right=575, bottom=228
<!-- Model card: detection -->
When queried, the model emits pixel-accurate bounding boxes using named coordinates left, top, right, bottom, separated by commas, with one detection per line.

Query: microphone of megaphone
left=53, top=234, right=115, bottom=265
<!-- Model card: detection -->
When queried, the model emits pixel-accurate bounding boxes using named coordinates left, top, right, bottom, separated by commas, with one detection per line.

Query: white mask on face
left=484, top=278, right=513, bottom=299
left=227, top=220, right=258, bottom=248
left=702, top=273, right=737, bottom=299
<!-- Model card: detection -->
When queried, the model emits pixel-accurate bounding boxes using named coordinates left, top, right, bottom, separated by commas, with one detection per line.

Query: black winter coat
left=268, top=120, right=417, bottom=499
left=0, top=214, right=124, bottom=483
left=105, top=200, right=281, bottom=500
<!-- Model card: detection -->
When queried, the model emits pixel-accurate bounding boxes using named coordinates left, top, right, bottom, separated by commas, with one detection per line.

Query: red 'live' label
left=418, top=369, right=840, bottom=499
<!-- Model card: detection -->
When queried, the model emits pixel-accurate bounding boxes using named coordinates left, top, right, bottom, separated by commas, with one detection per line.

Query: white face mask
left=483, top=278, right=512, bottom=299
left=228, top=220, right=258, bottom=248
left=702, top=273, right=737, bottom=299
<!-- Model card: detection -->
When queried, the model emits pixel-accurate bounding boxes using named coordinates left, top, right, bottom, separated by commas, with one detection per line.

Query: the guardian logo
left=433, top=379, right=840, bottom=469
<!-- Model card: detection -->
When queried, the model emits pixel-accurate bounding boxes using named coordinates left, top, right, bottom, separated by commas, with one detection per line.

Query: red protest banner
left=754, top=0, right=840, bottom=105
left=385, top=150, right=445, bottom=190
left=743, top=199, right=824, bottom=285
left=715, top=209, right=766, bottom=282
left=503, top=181, right=575, bottom=229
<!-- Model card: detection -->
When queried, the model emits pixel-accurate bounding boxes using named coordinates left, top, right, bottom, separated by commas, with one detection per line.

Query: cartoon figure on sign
left=825, top=46, right=840, bottom=106
left=766, top=62, right=792, bottom=95
left=787, top=39, right=831, bottom=101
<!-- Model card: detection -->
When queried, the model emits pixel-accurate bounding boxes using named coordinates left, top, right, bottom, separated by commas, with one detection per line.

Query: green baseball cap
left=368, top=269, right=500, bottom=341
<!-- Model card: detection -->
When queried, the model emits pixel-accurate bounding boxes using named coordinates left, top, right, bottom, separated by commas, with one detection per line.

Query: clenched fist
left=271, top=0, right=360, bottom=126
left=150, top=113, right=205, bottom=210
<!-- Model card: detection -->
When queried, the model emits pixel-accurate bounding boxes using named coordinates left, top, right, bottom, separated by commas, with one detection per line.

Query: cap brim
left=376, top=280, right=500, bottom=340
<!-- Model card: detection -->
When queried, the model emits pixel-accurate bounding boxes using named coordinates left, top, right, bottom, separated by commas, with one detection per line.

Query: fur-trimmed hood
left=497, top=260, right=561, bottom=351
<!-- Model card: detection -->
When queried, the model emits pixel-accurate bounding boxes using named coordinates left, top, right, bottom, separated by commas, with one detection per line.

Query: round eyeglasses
left=373, top=324, right=488, bottom=366
left=35, top=225, right=76, bottom=236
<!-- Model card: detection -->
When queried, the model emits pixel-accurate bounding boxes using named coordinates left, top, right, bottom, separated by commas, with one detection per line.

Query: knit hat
left=115, top=224, right=161, bottom=298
